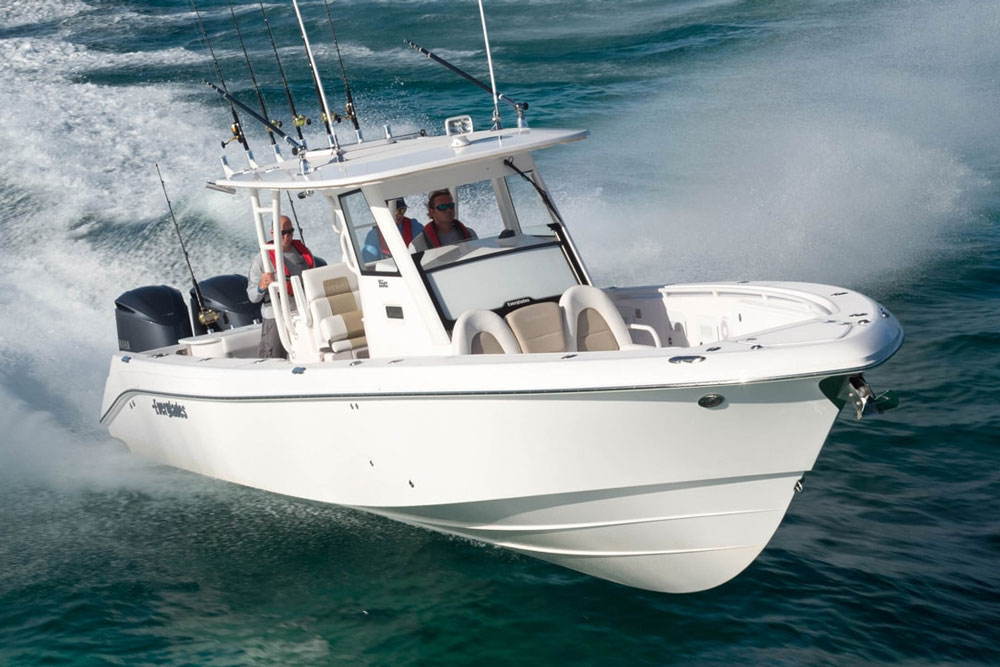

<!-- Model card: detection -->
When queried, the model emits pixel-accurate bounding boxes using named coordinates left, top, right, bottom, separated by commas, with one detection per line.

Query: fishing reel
left=322, top=111, right=343, bottom=124
left=221, top=123, right=244, bottom=149
left=197, top=307, right=220, bottom=329
left=293, top=114, right=311, bottom=128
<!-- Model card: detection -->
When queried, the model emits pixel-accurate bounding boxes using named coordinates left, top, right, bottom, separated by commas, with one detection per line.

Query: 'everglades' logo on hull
left=152, top=399, right=188, bottom=419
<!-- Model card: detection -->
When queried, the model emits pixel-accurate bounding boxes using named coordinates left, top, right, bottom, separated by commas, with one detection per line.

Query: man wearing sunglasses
left=247, top=215, right=318, bottom=358
left=409, top=189, right=478, bottom=252
left=361, top=198, right=424, bottom=263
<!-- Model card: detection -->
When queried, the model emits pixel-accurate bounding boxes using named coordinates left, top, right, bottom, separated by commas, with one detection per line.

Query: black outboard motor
left=189, top=274, right=261, bottom=336
left=115, top=285, right=193, bottom=352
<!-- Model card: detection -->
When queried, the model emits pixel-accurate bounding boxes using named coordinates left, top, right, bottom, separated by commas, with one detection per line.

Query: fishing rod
left=322, top=0, right=363, bottom=142
left=155, top=163, right=219, bottom=330
left=190, top=0, right=253, bottom=163
left=203, top=81, right=305, bottom=154
left=286, top=192, right=305, bottom=242
left=291, top=0, right=342, bottom=154
left=259, top=0, right=310, bottom=148
left=405, top=39, right=528, bottom=128
left=226, top=0, right=279, bottom=156
left=476, top=0, right=501, bottom=130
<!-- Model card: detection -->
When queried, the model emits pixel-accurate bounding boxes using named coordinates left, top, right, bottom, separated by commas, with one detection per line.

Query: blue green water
left=1, top=0, right=998, bottom=663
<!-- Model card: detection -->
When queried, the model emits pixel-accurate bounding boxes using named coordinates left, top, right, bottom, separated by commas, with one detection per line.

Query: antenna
left=292, top=0, right=342, bottom=155
left=477, top=0, right=502, bottom=130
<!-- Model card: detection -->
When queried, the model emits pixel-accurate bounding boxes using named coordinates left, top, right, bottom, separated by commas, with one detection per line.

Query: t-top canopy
left=210, top=127, right=589, bottom=192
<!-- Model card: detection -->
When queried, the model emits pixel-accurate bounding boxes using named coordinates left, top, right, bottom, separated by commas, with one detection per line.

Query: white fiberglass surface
left=663, top=290, right=830, bottom=343
left=425, top=244, right=578, bottom=320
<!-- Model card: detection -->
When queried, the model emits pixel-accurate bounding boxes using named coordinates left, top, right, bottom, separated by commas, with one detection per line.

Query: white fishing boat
left=100, top=2, right=902, bottom=593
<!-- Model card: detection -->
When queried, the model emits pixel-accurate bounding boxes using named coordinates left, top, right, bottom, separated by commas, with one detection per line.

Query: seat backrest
left=505, top=301, right=567, bottom=353
left=302, top=263, right=358, bottom=309
left=452, top=309, right=521, bottom=355
left=559, top=285, right=632, bottom=352
left=301, top=263, right=367, bottom=353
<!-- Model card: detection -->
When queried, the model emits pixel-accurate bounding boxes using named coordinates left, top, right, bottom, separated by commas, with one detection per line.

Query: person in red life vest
left=408, top=189, right=478, bottom=252
left=361, top=198, right=424, bottom=263
left=247, top=215, right=322, bottom=359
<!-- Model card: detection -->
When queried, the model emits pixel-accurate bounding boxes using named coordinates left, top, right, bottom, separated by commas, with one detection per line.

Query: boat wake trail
left=0, top=17, right=238, bottom=485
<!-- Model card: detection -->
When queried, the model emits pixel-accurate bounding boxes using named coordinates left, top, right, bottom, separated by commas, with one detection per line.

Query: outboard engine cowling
left=189, top=274, right=261, bottom=336
left=115, top=285, right=193, bottom=352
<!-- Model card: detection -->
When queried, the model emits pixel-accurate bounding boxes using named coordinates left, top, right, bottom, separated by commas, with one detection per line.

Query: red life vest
left=267, top=239, right=315, bottom=295
left=422, top=220, right=472, bottom=249
left=378, top=217, right=418, bottom=257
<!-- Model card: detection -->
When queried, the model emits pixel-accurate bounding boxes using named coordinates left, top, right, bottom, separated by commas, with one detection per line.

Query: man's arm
left=247, top=255, right=266, bottom=304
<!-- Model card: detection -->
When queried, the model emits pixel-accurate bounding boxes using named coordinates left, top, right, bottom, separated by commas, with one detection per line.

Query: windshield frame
left=414, top=225, right=587, bottom=326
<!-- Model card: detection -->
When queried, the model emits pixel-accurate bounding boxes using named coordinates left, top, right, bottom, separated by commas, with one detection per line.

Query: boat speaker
left=114, top=285, right=193, bottom=352
left=188, top=274, right=262, bottom=336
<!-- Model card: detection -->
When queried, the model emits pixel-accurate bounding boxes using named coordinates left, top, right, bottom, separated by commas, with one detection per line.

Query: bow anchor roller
left=842, top=374, right=900, bottom=419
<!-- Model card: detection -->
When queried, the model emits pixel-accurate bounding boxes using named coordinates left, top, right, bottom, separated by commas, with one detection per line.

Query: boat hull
left=104, top=372, right=841, bottom=592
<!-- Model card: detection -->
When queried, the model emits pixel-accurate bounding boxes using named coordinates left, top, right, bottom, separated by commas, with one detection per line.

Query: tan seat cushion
left=320, top=310, right=365, bottom=344
left=577, top=308, right=619, bottom=351
left=322, top=276, right=357, bottom=312
left=471, top=331, right=504, bottom=354
left=331, top=335, right=367, bottom=354
left=505, top=302, right=566, bottom=353
left=451, top=308, right=521, bottom=355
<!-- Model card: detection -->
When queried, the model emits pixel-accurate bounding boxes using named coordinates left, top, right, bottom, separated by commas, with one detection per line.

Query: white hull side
left=371, top=474, right=800, bottom=593
left=105, top=376, right=841, bottom=592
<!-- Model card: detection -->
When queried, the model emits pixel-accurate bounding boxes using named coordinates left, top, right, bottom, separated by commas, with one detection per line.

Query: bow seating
left=451, top=286, right=655, bottom=355
left=504, top=301, right=568, bottom=353
left=452, top=309, right=521, bottom=355
left=559, top=285, right=638, bottom=351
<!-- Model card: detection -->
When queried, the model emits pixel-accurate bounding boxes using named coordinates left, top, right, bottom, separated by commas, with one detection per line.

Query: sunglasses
left=433, top=202, right=456, bottom=211
left=281, top=229, right=294, bottom=236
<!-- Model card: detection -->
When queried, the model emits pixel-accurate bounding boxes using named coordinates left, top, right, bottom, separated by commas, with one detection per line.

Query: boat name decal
left=505, top=297, right=531, bottom=308
left=151, top=399, right=188, bottom=419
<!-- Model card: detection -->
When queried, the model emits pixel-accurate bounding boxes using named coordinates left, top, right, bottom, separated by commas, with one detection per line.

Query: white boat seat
left=301, top=263, right=367, bottom=356
left=452, top=309, right=521, bottom=355
left=505, top=301, right=567, bottom=353
left=559, top=285, right=635, bottom=352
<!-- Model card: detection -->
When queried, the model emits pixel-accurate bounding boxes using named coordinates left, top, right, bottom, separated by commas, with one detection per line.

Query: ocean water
left=1, top=0, right=998, bottom=664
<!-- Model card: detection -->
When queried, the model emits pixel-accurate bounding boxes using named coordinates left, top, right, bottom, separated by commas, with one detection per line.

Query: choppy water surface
left=1, top=0, right=997, bottom=663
